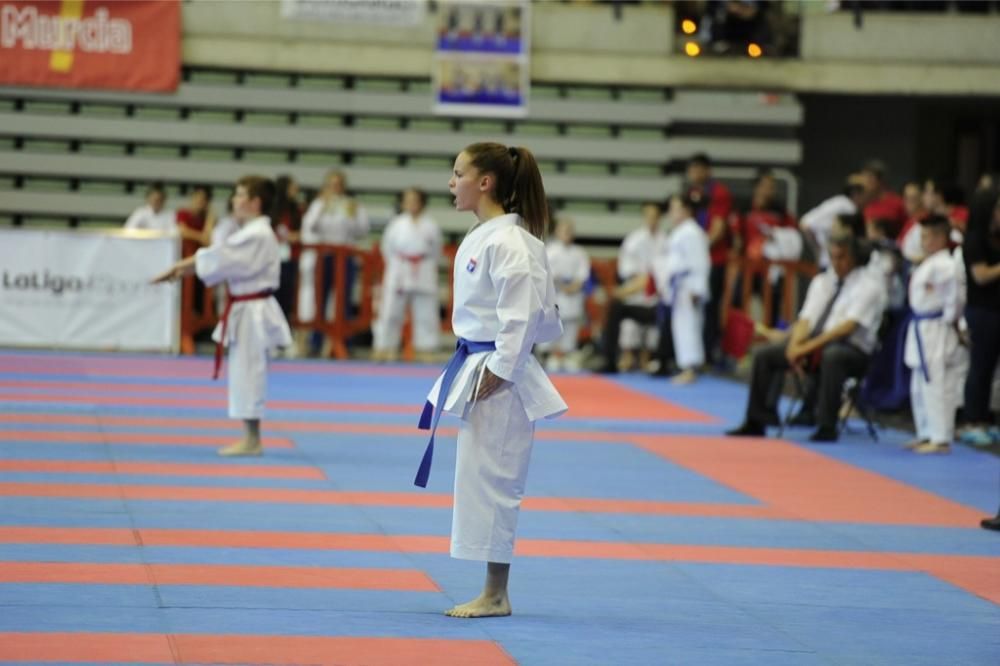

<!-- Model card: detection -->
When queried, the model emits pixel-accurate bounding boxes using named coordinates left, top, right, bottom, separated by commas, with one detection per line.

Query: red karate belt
left=213, top=289, right=274, bottom=379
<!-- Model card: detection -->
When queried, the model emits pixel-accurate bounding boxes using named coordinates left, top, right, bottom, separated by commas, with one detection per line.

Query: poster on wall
left=433, top=1, right=529, bottom=118
left=0, top=229, right=180, bottom=352
left=0, top=0, right=180, bottom=92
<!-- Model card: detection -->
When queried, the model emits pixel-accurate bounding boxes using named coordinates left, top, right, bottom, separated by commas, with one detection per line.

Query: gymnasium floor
left=0, top=349, right=997, bottom=665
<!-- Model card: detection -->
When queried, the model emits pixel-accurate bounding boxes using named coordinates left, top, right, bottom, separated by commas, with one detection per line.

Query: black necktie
left=810, top=278, right=844, bottom=338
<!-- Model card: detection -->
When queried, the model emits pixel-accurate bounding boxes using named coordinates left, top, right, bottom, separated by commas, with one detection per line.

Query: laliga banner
left=0, top=0, right=180, bottom=92
left=0, top=229, right=180, bottom=352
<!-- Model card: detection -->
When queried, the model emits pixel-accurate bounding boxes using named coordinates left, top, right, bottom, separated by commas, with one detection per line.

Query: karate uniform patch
left=466, top=257, right=478, bottom=273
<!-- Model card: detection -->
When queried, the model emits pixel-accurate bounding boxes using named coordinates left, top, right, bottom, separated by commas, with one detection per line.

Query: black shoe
left=981, top=515, right=1000, bottom=532
left=726, top=422, right=765, bottom=437
left=788, top=410, right=816, bottom=428
left=808, top=426, right=838, bottom=443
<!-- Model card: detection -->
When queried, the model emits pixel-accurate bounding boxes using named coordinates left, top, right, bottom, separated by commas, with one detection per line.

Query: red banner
left=0, top=0, right=179, bottom=92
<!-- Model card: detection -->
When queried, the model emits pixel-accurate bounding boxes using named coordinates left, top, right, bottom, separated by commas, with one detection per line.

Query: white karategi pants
left=451, top=384, right=535, bottom=563
left=373, top=290, right=440, bottom=352
left=910, top=355, right=964, bottom=444
left=671, top=294, right=705, bottom=370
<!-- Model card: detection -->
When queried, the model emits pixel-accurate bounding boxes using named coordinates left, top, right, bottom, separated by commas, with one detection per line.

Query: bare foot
left=902, top=438, right=929, bottom=450
left=913, top=441, right=950, bottom=455
left=671, top=369, right=697, bottom=385
left=444, top=593, right=511, bottom=618
left=218, top=440, right=262, bottom=457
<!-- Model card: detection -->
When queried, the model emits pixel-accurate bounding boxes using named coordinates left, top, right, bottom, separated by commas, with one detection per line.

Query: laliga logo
left=1, top=1, right=133, bottom=73
left=2, top=270, right=155, bottom=297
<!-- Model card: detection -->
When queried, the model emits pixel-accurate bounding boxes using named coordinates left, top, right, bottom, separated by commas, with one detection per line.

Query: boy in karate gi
left=415, top=142, right=565, bottom=618
left=372, top=188, right=443, bottom=363
left=656, top=193, right=710, bottom=384
left=540, top=216, right=590, bottom=371
left=905, top=214, right=967, bottom=454
left=153, top=175, right=292, bottom=456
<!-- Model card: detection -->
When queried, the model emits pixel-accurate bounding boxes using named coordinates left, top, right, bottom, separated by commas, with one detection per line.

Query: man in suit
left=726, top=233, right=888, bottom=442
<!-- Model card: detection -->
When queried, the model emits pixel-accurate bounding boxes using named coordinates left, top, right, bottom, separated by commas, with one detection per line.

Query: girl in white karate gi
left=418, top=142, right=565, bottom=618
left=540, top=216, right=590, bottom=372
left=905, top=214, right=967, bottom=455
left=153, top=176, right=292, bottom=456
left=372, top=188, right=443, bottom=362
left=656, top=193, right=710, bottom=384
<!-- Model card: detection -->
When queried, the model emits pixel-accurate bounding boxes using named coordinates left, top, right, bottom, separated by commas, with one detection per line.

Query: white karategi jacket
left=426, top=214, right=567, bottom=422
left=904, top=248, right=964, bottom=373
left=379, top=212, right=442, bottom=295
left=194, top=216, right=292, bottom=351
left=298, top=196, right=369, bottom=322
left=654, top=218, right=710, bottom=306
left=545, top=239, right=590, bottom=321
left=124, top=205, right=177, bottom=234
left=618, top=226, right=667, bottom=306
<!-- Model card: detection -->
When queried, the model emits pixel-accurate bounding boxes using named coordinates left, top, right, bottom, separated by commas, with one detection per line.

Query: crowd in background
left=120, top=151, right=1000, bottom=450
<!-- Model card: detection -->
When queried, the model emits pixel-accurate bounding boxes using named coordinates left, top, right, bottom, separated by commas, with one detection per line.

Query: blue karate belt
left=414, top=337, right=496, bottom=488
left=912, top=309, right=944, bottom=383
left=668, top=269, right=691, bottom=306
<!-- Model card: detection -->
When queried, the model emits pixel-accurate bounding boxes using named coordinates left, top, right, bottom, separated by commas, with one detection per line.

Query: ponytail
left=464, top=142, right=549, bottom=239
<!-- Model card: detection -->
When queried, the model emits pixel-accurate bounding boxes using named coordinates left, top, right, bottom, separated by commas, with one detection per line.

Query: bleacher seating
left=0, top=67, right=803, bottom=244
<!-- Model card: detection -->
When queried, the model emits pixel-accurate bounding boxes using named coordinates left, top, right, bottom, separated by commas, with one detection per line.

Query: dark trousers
left=275, top=260, right=297, bottom=320
left=964, top=306, right=1000, bottom=424
left=601, top=299, right=674, bottom=370
left=703, top=263, right=726, bottom=362
left=746, top=341, right=869, bottom=430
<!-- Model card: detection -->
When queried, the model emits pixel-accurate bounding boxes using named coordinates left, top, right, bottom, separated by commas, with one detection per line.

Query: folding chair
left=838, top=376, right=879, bottom=441
left=777, top=364, right=877, bottom=441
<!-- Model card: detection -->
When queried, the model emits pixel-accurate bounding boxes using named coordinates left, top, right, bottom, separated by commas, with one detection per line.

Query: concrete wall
left=180, top=1, right=1000, bottom=96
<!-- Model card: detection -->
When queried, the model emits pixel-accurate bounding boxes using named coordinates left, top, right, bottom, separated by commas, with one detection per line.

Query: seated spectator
left=596, top=225, right=674, bottom=376
left=123, top=182, right=175, bottom=234
left=860, top=159, right=907, bottom=238
left=616, top=201, right=668, bottom=371
left=799, top=175, right=868, bottom=269
left=539, top=216, right=591, bottom=372
left=726, top=233, right=888, bottom=443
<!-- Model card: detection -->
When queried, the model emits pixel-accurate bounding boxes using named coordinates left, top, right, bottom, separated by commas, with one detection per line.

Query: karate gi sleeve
left=485, top=232, right=547, bottom=381
left=194, top=232, right=265, bottom=288
left=301, top=200, right=323, bottom=244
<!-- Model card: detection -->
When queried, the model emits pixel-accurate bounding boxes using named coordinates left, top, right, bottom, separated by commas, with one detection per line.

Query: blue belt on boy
left=911, top=309, right=944, bottom=383
left=414, top=337, right=496, bottom=488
